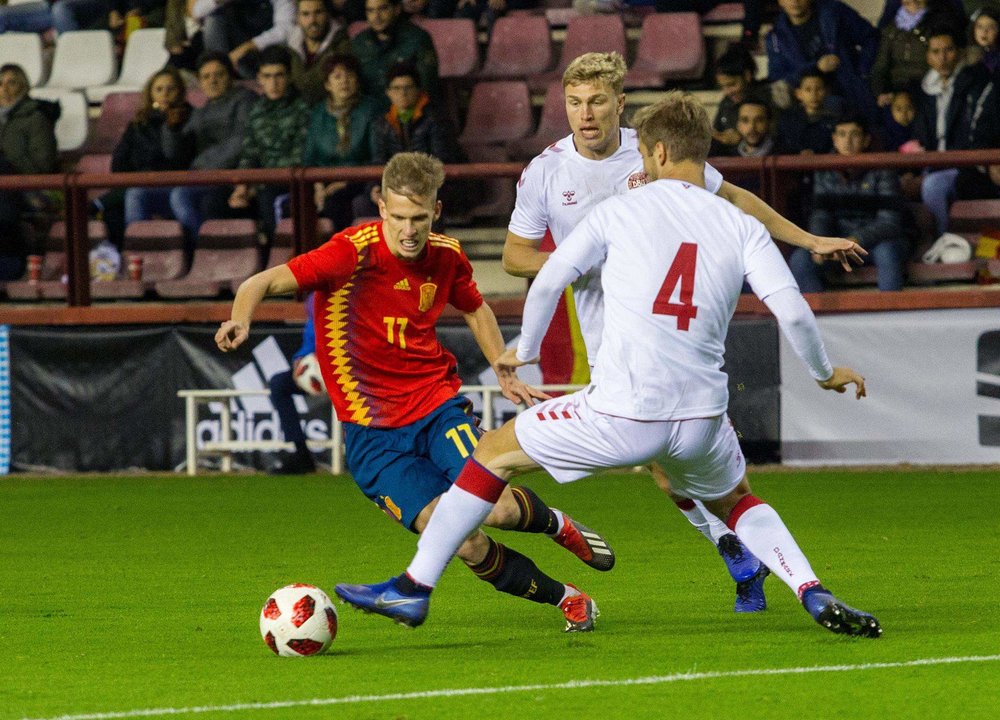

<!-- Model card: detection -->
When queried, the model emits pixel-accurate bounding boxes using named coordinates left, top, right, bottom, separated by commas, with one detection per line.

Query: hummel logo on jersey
left=394, top=278, right=411, bottom=291
left=374, top=594, right=424, bottom=609
left=562, top=190, right=577, bottom=206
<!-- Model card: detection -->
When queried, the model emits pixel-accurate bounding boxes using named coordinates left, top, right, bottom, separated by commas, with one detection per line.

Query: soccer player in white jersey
left=505, top=51, right=866, bottom=614
left=337, top=91, right=882, bottom=639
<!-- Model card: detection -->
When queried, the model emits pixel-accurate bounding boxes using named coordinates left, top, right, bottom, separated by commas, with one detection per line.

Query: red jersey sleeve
left=286, top=235, right=359, bottom=292
left=448, top=250, right=483, bottom=313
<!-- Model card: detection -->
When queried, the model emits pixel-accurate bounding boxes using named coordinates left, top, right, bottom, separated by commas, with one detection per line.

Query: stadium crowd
left=1, top=0, right=999, bottom=292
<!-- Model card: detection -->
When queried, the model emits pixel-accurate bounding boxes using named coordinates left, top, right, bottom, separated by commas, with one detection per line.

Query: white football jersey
left=509, top=128, right=724, bottom=366
left=536, top=178, right=797, bottom=421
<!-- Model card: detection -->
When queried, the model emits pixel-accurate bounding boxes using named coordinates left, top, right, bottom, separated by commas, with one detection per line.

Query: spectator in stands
left=790, top=114, right=909, bottom=292
left=303, top=53, right=379, bottom=229
left=777, top=67, right=846, bottom=154
left=735, top=99, right=775, bottom=158
left=190, top=0, right=296, bottom=78
left=955, top=42, right=1000, bottom=203
left=884, top=89, right=917, bottom=150
left=870, top=0, right=966, bottom=108
left=269, top=292, right=319, bottom=474
left=229, top=45, right=310, bottom=247
left=285, top=0, right=352, bottom=105
left=968, top=5, right=999, bottom=74
left=352, top=0, right=439, bottom=107
left=332, top=0, right=365, bottom=22
left=126, top=52, right=255, bottom=253
left=104, top=66, right=192, bottom=250
left=877, top=0, right=966, bottom=30
left=766, top=0, right=880, bottom=129
left=711, top=42, right=772, bottom=155
left=0, top=63, right=58, bottom=280
left=911, top=25, right=990, bottom=235
left=353, top=61, right=457, bottom=219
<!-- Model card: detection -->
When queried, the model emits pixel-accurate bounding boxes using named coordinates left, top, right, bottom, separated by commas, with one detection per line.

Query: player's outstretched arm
left=502, top=231, right=550, bottom=278
left=818, top=366, right=866, bottom=399
left=717, top=181, right=866, bottom=271
left=216, top=264, right=300, bottom=352
left=463, top=301, right=548, bottom=406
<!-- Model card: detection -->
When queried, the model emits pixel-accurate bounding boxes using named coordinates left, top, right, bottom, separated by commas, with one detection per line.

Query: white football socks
left=676, top=499, right=732, bottom=545
left=406, top=484, right=497, bottom=588
left=733, top=502, right=820, bottom=597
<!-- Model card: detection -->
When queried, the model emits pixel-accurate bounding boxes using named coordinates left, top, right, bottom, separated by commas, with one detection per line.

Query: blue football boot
left=335, top=575, right=430, bottom=628
left=801, top=585, right=882, bottom=638
left=734, top=564, right=769, bottom=613
left=717, top=533, right=760, bottom=583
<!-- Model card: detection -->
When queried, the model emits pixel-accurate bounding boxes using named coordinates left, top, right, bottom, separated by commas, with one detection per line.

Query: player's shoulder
left=519, top=134, right=576, bottom=181
left=339, top=221, right=382, bottom=251
left=427, top=231, right=464, bottom=255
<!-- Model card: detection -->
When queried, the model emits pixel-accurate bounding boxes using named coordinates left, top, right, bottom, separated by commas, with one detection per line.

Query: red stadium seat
left=89, top=220, right=187, bottom=299
left=75, top=153, right=113, bottom=202
left=702, top=2, right=744, bottom=22
left=155, top=219, right=259, bottom=298
left=462, top=144, right=516, bottom=221
left=529, top=14, right=627, bottom=92
left=458, top=80, right=533, bottom=148
left=510, top=80, right=571, bottom=162
left=625, top=12, right=706, bottom=88
left=267, top=217, right=335, bottom=270
left=948, top=199, right=1000, bottom=233
left=418, top=18, right=479, bottom=78
left=479, top=15, right=553, bottom=80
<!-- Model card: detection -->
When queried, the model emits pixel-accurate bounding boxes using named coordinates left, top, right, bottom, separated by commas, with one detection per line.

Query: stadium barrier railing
left=178, top=383, right=586, bottom=476
left=5, top=149, right=1000, bottom=308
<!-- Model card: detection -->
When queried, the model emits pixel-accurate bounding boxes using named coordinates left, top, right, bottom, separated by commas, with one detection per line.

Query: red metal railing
left=2, top=149, right=999, bottom=306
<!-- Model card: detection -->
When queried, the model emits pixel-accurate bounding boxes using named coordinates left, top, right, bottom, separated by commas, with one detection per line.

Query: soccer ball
left=293, top=353, right=326, bottom=396
left=259, top=584, right=338, bottom=657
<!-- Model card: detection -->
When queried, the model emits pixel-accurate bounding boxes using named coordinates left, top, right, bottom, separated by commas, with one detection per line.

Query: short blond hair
left=381, top=152, right=445, bottom=203
left=562, top=52, right=626, bottom=95
left=632, top=91, right=711, bottom=164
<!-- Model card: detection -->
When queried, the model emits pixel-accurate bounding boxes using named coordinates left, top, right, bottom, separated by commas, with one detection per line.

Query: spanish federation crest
left=419, top=281, right=437, bottom=312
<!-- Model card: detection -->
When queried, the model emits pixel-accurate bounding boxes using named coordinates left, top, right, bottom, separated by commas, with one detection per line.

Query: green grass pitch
left=2, top=468, right=998, bottom=720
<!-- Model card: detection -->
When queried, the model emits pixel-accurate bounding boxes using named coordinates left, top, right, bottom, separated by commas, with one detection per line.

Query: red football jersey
left=287, top=221, right=483, bottom=428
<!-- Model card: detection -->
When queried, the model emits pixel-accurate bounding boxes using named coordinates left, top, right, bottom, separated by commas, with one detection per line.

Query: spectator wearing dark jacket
left=0, top=63, right=58, bottom=280
left=777, top=67, right=847, bottom=154
left=911, top=26, right=992, bottom=234
left=766, top=0, right=880, bottom=128
left=229, top=45, right=311, bottom=245
left=351, top=0, right=439, bottom=107
left=107, top=66, right=192, bottom=248
left=790, top=115, right=910, bottom=292
left=711, top=42, right=773, bottom=156
left=285, top=0, right=353, bottom=105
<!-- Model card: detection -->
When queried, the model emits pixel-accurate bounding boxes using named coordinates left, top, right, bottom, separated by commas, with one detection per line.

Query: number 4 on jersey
left=652, top=242, right=698, bottom=331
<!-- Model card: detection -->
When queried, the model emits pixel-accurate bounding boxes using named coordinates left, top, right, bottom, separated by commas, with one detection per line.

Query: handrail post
left=64, top=173, right=91, bottom=307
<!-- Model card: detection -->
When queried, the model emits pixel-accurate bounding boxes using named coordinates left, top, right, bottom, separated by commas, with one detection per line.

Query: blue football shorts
left=343, top=396, right=483, bottom=532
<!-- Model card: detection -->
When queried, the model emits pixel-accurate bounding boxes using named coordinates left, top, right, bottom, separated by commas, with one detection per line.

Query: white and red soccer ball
left=259, top=584, right=338, bottom=657
left=293, top=353, right=326, bottom=396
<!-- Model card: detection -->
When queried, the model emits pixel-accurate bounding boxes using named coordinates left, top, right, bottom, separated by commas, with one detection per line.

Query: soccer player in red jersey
left=217, top=152, right=612, bottom=632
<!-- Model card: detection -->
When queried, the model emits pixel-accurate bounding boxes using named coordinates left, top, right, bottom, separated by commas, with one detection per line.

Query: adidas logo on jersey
left=394, top=278, right=411, bottom=291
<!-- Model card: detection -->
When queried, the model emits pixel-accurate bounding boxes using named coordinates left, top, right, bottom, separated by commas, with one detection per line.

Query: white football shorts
left=514, top=390, right=746, bottom=501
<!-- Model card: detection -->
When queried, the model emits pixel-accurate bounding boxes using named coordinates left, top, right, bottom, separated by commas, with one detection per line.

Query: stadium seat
left=702, top=2, right=744, bottom=22
left=30, top=88, right=89, bottom=151
left=89, top=219, right=187, bottom=299
left=461, top=144, right=516, bottom=221
left=529, top=14, right=627, bottom=92
left=84, top=91, right=141, bottom=154
left=155, top=219, right=259, bottom=298
left=268, top=217, right=334, bottom=269
left=6, top=220, right=106, bottom=301
left=479, top=15, right=553, bottom=80
left=43, top=30, right=117, bottom=92
left=948, top=199, right=1000, bottom=233
left=418, top=18, right=478, bottom=79
left=458, top=80, right=533, bottom=148
left=348, top=20, right=367, bottom=38
left=624, top=12, right=706, bottom=88
left=509, top=80, right=570, bottom=161
left=75, top=152, right=113, bottom=202
left=0, top=32, right=46, bottom=87
left=86, top=28, right=170, bottom=103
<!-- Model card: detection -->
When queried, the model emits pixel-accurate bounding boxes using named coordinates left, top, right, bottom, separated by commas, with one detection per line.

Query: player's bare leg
left=651, top=463, right=767, bottom=612
left=335, top=420, right=600, bottom=631
left=702, top=476, right=881, bottom=638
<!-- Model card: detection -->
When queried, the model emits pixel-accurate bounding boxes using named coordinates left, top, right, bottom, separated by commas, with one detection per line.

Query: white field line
left=21, top=654, right=1000, bottom=720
